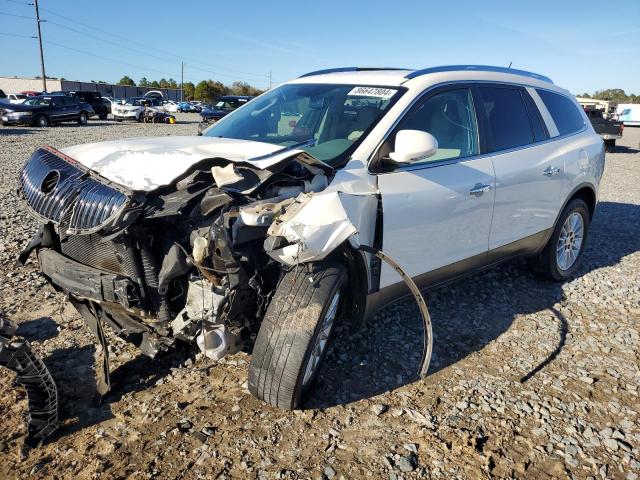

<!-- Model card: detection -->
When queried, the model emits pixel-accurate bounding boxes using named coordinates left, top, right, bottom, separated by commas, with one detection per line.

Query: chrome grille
left=20, top=147, right=130, bottom=234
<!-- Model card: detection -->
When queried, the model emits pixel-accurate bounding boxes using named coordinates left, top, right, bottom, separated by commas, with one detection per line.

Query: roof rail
left=404, top=65, right=553, bottom=84
left=299, top=67, right=410, bottom=78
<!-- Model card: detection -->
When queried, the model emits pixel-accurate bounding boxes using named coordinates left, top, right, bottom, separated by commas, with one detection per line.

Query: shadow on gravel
left=0, top=128, right=34, bottom=135
left=307, top=200, right=640, bottom=408
left=43, top=341, right=192, bottom=438
left=16, top=317, right=58, bottom=342
left=610, top=145, right=639, bottom=154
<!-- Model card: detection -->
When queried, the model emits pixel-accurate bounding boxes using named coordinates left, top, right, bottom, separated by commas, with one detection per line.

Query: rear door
left=375, top=85, right=495, bottom=288
left=477, top=85, right=564, bottom=251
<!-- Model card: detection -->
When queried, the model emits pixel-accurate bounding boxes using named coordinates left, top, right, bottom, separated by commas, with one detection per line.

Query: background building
left=0, top=76, right=181, bottom=100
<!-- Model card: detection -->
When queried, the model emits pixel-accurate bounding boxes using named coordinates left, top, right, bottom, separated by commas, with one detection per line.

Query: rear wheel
left=99, top=112, right=108, bottom=120
left=78, top=112, right=88, bottom=125
left=527, top=198, right=590, bottom=281
left=249, top=261, right=347, bottom=410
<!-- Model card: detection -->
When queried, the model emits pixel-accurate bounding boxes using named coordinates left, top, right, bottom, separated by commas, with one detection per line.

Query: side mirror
left=389, top=130, right=438, bottom=164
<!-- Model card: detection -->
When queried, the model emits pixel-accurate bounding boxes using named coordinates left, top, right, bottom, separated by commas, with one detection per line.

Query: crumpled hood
left=60, top=136, right=303, bottom=192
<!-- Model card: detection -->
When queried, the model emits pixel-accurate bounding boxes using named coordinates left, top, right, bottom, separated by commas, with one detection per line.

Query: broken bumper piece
left=0, top=318, right=59, bottom=446
left=38, top=248, right=140, bottom=308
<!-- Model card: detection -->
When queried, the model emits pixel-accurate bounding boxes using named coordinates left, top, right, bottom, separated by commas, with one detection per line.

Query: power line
left=0, top=10, right=34, bottom=19
left=41, top=7, right=270, bottom=80
left=0, top=31, right=35, bottom=38
left=44, top=39, right=184, bottom=79
left=3, top=0, right=33, bottom=5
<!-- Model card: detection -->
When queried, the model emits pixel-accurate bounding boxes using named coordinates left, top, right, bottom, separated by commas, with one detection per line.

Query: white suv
left=19, top=65, right=604, bottom=409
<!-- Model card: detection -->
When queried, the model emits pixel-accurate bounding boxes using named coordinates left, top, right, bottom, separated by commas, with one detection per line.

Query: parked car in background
left=0, top=89, right=8, bottom=104
left=1, top=94, right=93, bottom=127
left=584, top=108, right=623, bottom=151
left=617, top=104, right=640, bottom=126
left=20, top=91, right=42, bottom=97
left=113, top=96, right=164, bottom=122
left=177, top=101, right=197, bottom=112
left=16, top=66, right=604, bottom=410
left=164, top=101, right=179, bottom=113
left=198, top=95, right=253, bottom=133
left=7, top=93, right=28, bottom=104
left=189, top=101, right=202, bottom=112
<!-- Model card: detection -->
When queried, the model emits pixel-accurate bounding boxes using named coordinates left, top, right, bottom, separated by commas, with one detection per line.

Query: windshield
left=24, top=97, right=51, bottom=106
left=204, top=84, right=403, bottom=165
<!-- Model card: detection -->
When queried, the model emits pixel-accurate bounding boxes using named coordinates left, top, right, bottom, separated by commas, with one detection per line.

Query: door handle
left=469, top=184, right=492, bottom=197
left=543, top=166, right=561, bottom=176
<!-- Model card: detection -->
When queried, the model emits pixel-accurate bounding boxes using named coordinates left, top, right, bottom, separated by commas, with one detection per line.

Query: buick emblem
left=40, top=170, right=60, bottom=195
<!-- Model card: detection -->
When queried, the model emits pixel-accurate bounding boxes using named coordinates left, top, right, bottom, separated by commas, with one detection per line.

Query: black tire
left=78, top=112, right=88, bottom=125
left=527, top=198, right=590, bottom=281
left=115, top=118, right=122, bottom=122
left=99, top=112, right=108, bottom=120
left=249, top=261, right=347, bottom=410
left=605, top=139, right=616, bottom=152
left=35, top=114, right=49, bottom=128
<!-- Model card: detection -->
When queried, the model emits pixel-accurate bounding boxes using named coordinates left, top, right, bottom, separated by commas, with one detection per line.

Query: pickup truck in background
left=585, top=108, right=623, bottom=151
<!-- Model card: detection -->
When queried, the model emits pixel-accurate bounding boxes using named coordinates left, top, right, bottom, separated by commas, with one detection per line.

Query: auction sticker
left=347, top=86, right=397, bottom=99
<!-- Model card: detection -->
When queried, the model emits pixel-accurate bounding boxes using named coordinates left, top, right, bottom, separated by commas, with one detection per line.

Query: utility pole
left=181, top=61, right=184, bottom=101
left=34, top=0, right=47, bottom=92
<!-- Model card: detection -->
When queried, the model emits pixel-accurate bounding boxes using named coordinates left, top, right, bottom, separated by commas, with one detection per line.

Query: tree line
left=117, top=76, right=264, bottom=101
left=577, top=89, right=639, bottom=103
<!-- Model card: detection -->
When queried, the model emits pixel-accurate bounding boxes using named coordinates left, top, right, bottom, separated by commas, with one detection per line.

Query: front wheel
left=77, top=112, right=88, bottom=125
left=249, top=261, right=347, bottom=410
left=527, top=198, right=590, bottom=281
left=35, top=114, right=49, bottom=128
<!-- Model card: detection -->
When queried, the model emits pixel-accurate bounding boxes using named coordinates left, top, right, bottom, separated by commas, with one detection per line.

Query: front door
left=375, top=86, right=495, bottom=288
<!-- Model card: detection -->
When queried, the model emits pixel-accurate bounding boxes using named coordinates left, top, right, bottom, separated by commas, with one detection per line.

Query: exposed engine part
left=0, top=318, right=59, bottom=446
left=358, top=245, right=433, bottom=377
left=170, top=279, right=242, bottom=359
left=197, top=324, right=241, bottom=360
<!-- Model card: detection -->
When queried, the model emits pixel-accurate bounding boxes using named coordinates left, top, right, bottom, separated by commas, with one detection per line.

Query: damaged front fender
left=264, top=191, right=377, bottom=265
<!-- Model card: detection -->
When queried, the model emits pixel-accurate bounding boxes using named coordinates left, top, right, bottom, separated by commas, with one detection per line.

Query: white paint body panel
left=377, top=157, right=495, bottom=287
left=61, top=136, right=288, bottom=191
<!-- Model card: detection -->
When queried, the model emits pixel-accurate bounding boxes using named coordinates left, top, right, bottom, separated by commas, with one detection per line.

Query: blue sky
left=1, top=0, right=639, bottom=93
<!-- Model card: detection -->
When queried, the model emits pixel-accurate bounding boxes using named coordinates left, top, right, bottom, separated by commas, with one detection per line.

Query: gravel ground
left=0, top=115, right=638, bottom=479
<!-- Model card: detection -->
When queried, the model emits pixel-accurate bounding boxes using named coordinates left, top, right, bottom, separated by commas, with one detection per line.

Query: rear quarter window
left=536, top=90, right=585, bottom=136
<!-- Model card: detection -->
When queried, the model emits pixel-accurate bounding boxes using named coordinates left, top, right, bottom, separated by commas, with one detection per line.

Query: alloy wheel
left=556, top=212, right=584, bottom=271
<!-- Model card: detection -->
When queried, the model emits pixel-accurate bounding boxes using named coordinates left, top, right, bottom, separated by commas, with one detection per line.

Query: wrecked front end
left=18, top=145, right=336, bottom=363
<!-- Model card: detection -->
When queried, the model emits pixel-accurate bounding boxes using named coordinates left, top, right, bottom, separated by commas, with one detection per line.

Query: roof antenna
left=508, top=62, right=513, bottom=68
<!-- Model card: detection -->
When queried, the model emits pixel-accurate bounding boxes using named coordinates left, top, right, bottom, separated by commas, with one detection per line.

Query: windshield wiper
left=248, top=137, right=317, bottom=162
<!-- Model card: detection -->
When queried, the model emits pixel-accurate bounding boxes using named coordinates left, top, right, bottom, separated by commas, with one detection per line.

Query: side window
left=392, top=88, right=479, bottom=162
left=478, top=87, right=534, bottom=152
left=52, top=97, right=64, bottom=106
left=536, top=89, right=585, bottom=136
left=62, top=97, right=77, bottom=106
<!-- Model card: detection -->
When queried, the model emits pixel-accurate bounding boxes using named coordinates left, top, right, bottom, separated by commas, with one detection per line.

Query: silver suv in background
left=18, top=66, right=604, bottom=409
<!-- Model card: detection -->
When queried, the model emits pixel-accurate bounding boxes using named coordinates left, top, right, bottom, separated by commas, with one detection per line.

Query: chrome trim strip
left=19, top=148, right=130, bottom=234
